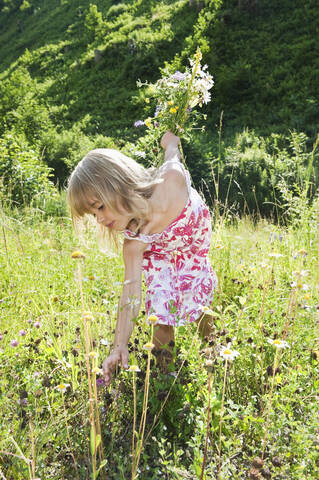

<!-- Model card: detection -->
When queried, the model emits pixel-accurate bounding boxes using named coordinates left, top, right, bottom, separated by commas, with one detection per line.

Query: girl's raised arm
left=102, top=238, right=147, bottom=385
left=161, top=131, right=181, bottom=163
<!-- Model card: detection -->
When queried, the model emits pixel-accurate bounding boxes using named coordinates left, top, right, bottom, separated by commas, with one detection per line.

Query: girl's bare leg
left=196, top=313, right=215, bottom=340
left=152, top=324, right=175, bottom=372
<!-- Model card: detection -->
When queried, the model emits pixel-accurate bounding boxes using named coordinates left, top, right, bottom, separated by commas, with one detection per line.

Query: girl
left=67, top=131, right=217, bottom=386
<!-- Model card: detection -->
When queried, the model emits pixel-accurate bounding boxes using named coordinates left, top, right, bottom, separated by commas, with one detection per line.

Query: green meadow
left=1, top=0, right=319, bottom=478
left=0, top=198, right=318, bottom=479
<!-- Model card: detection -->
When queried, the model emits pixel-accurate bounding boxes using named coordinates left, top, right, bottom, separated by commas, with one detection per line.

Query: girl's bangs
left=68, top=181, right=97, bottom=219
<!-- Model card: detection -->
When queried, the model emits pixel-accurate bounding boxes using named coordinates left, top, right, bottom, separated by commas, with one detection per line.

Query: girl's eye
left=98, top=205, right=104, bottom=211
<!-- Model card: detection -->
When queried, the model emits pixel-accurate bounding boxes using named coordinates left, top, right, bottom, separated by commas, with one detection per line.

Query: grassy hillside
left=0, top=0, right=318, bottom=213
left=1, top=0, right=318, bottom=133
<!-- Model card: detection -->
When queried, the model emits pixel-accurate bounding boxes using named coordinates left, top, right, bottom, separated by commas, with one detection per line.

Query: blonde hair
left=67, top=148, right=162, bottom=243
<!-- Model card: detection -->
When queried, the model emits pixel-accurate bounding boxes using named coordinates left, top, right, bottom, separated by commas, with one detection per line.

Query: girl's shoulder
left=141, top=167, right=189, bottom=236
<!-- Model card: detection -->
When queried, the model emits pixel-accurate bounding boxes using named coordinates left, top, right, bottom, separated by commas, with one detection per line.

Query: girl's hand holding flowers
left=160, top=131, right=180, bottom=151
left=134, top=48, right=213, bottom=164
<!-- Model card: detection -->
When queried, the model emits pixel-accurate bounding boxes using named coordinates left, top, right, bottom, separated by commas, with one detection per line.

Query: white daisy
left=128, top=365, right=141, bottom=373
left=267, top=338, right=290, bottom=349
left=219, top=346, right=240, bottom=361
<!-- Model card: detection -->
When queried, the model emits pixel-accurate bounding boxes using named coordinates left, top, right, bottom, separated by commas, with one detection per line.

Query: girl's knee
left=197, top=313, right=215, bottom=339
left=152, top=324, right=174, bottom=349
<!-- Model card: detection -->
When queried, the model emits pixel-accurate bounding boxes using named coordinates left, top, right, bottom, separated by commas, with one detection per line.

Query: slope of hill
left=0, top=0, right=318, bottom=204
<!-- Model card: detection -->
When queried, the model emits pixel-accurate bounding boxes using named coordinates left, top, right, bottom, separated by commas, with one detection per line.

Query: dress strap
left=159, top=160, right=192, bottom=197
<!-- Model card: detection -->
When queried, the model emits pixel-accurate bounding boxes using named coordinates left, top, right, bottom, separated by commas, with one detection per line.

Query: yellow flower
left=202, top=306, right=214, bottom=316
left=144, top=117, right=152, bottom=128
left=82, top=311, right=94, bottom=321
left=143, top=342, right=154, bottom=352
left=215, top=244, right=224, bottom=250
left=195, top=48, right=202, bottom=62
left=145, top=97, right=150, bottom=104
left=169, top=107, right=178, bottom=114
left=148, top=315, right=159, bottom=325
left=71, top=250, right=85, bottom=259
left=168, top=100, right=174, bottom=106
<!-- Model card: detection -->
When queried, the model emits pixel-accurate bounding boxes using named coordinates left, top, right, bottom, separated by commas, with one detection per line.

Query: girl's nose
left=96, top=212, right=104, bottom=224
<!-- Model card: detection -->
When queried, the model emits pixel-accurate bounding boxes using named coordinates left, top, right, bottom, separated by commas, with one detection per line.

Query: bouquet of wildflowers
left=132, top=49, right=214, bottom=165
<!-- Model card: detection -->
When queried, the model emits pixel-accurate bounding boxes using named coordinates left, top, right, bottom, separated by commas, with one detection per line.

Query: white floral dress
left=124, top=161, right=217, bottom=326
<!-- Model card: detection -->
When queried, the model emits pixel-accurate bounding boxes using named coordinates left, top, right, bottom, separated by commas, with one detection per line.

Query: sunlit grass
left=0, top=204, right=318, bottom=479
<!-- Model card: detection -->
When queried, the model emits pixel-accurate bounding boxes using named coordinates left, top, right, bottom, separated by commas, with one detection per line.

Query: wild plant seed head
left=293, top=270, right=309, bottom=277
left=269, top=252, right=283, bottom=258
left=92, top=367, right=103, bottom=375
left=205, top=359, right=214, bottom=373
left=71, top=250, right=85, bottom=259
left=202, top=306, right=214, bottom=316
left=143, top=342, right=154, bottom=352
left=148, top=315, right=159, bottom=325
left=88, top=351, right=98, bottom=358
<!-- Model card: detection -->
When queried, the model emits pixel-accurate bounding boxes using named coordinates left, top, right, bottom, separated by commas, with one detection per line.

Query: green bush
left=181, top=129, right=318, bottom=220
left=0, top=134, right=55, bottom=206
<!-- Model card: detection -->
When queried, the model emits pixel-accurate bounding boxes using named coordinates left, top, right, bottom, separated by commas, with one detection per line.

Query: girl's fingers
left=121, top=351, right=129, bottom=370
left=102, top=351, right=126, bottom=384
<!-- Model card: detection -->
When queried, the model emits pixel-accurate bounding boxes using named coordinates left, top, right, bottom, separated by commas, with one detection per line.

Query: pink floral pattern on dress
left=124, top=163, right=217, bottom=326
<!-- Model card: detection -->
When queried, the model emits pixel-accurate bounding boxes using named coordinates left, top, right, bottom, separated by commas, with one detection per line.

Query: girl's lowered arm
left=102, top=238, right=147, bottom=385
left=113, top=239, right=145, bottom=348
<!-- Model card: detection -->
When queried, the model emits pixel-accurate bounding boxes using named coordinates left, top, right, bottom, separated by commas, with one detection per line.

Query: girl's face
left=87, top=197, right=132, bottom=231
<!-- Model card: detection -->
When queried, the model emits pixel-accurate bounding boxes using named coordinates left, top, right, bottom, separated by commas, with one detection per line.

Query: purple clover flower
left=154, top=105, right=162, bottom=117
left=0, top=334, right=2, bottom=341
left=96, top=378, right=105, bottom=388
left=134, top=120, right=144, bottom=127
left=171, top=71, right=186, bottom=81
left=33, top=321, right=42, bottom=329
left=19, top=329, right=27, bottom=336
left=11, top=339, right=19, bottom=347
